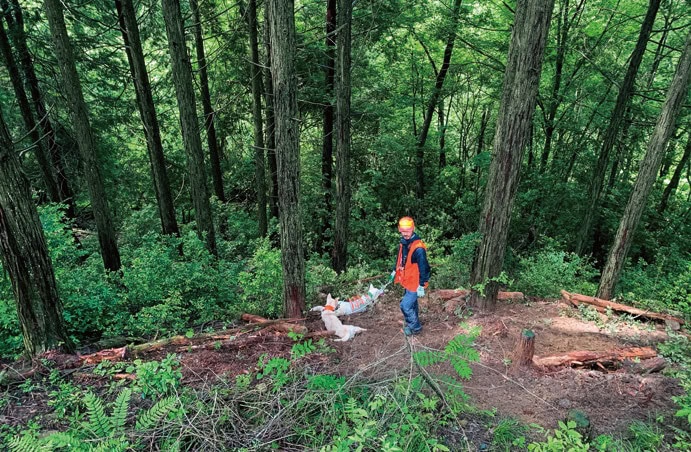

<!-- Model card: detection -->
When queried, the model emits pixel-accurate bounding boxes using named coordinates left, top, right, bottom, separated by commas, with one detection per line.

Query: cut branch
left=534, top=346, right=657, bottom=368
left=561, top=290, right=684, bottom=325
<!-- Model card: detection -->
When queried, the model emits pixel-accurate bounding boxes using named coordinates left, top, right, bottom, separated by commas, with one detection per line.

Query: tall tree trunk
left=331, top=0, right=352, bottom=274
left=575, top=0, right=661, bottom=255
left=2, top=0, right=75, bottom=217
left=540, top=0, right=581, bottom=173
left=247, top=0, right=267, bottom=237
left=44, top=0, right=121, bottom=272
left=160, top=0, right=216, bottom=255
left=0, top=19, right=60, bottom=203
left=438, top=99, right=447, bottom=168
left=264, top=6, right=279, bottom=219
left=268, top=0, right=305, bottom=317
left=598, top=32, right=691, bottom=300
left=469, top=0, right=554, bottom=310
left=0, top=109, right=73, bottom=357
left=319, top=0, right=336, bottom=253
left=658, top=131, right=691, bottom=214
left=115, top=0, right=179, bottom=237
left=415, top=0, right=463, bottom=200
left=190, top=0, right=225, bottom=203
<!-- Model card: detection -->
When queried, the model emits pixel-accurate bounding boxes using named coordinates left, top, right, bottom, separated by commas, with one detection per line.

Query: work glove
left=416, top=285, right=425, bottom=297
left=388, top=271, right=396, bottom=283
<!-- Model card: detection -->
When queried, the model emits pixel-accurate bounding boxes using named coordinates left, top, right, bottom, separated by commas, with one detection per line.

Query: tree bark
left=264, top=6, right=279, bottom=219
left=0, top=109, right=73, bottom=356
left=319, top=0, right=336, bottom=252
left=597, top=32, right=691, bottom=300
left=44, top=0, right=121, bottom=272
left=331, top=0, right=352, bottom=274
left=247, top=0, right=267, bottom=237
left=658, top=131, right=691, bottom=214
left=415, top=0, right=462, bottom=200
left=469, top=0, right=554, bottom=310
left=190, top=0, right=225, bottom=204
left=0, top=19, right=60, bottom=203
left=268, top=0, right=306, bottom=317
left=115, top=0, right=179, bottom=237
left=2, top=0, right=75, bottom=217
left=575, top=0, right=661, bottom=255
left=160, top=0, right=216, bottom=255
left=512, top=329, right=535, bottom=370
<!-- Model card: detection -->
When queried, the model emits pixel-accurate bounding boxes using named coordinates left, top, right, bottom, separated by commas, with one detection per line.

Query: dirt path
left=313, top=290, right=682, bottom=437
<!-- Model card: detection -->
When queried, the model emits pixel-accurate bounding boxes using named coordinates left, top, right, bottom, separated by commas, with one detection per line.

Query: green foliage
left=238, top=238, right=283, bottom=318
left=515, top=250, right=599, bottom=298
left=433, top=232, right=481, bottom=289
left=528, top=420, right=592, bottom=451
left=413, top=325, right=481, bottom=381
left=8, top=387, right=178, bottom=451
left=618, top=249, right=691, bottom=320
left=492, top=417, right=528, bottom=451
left=627, top=420, right=664, bottom=451
left=125, top=354, right=182, bottom=399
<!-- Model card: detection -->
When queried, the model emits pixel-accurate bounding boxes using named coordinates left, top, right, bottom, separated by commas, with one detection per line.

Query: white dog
left=311, top=284, right=384, bottom=316
left=319, top=294, right=367, bottom=341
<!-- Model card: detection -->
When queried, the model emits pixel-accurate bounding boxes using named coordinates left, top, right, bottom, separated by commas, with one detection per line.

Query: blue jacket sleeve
left=411, top=248, right=430, bottom=286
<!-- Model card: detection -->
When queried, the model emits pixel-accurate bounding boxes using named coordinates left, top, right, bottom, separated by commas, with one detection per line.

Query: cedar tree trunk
left=247, top=0, right=268, bottom=237
left=116, top=0, right=179, bottom=236
left=268, top=0, right=306, bottom=317
left=331, top=0, right=352, bottom=274
left=597, top=32, right=691, bottom=300
left=190, top=0, right=225, bottom=203
left=0, top=110, right=73, bottom=356
left=469, top=0, right=554, bottom=310
left=44, top=0, right=121, bottom=272
left=160, top=0, right=217, bottom=255
left=575, top=0, right=661, bottom=254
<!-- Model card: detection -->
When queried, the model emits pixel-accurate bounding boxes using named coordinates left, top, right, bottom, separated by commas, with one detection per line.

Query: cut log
left=241, top=314, right=308, bottom=335
left=433, top=289, right=470, bottom=300
left=80, top=346, right=128, bottom=365
left=561, top=290, right=685, bottom=325
left=512, top=329, right=535, bottom=370
left=622, top=357, right=667, bottom=374
left=534, top=346, right=657, bottom=368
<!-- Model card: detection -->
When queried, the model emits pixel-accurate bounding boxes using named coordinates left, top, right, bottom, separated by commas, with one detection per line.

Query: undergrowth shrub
left=434, top=232, right=480, bottom=289
left=515, top=250, right=599, bottom=298
left=617, top=247, right=690, bottom=319
left=238, top=238, right=283, bottom=318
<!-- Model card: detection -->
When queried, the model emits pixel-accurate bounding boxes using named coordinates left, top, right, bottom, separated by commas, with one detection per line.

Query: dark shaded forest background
left=0, top=0, right=689, bottom=358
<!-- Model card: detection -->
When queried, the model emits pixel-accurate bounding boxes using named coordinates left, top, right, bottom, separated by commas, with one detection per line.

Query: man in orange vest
left=387, top=216, right=430, bottom=336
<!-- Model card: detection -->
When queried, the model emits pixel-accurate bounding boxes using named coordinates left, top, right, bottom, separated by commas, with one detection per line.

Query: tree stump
left=512, top=329, right=535, bottom=371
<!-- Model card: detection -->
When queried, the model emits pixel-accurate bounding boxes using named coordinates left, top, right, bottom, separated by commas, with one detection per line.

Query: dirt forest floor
left=2, top=289, right=686, bottom=447
left=165, top=289, right=683, bottom=438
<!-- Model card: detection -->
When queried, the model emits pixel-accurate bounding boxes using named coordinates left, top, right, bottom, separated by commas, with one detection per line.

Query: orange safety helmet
left=398, top=216, right=415, bottom=233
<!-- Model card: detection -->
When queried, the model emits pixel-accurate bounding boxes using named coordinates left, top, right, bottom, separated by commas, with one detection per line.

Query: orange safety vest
left=395, top=240, right=427, bottom=292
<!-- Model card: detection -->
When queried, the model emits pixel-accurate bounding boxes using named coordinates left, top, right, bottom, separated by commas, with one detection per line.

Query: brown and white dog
left=319, top=294, right=367, bottom=341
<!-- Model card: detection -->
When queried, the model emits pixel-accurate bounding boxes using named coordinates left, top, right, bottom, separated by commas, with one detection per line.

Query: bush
left=514, top=250, right=599, bottom=298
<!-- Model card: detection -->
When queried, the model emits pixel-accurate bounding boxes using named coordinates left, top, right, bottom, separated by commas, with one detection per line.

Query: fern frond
left=449, top=356, right=473, bottom=380
left=94, top=436, right=131, bottom=452
left=83, top=391, right=111, bottom=439
left=135, top=396, right=177, bottom=431
left=44, top=432, right=85, bottom=450
left=413, top=350, right=445, bottom=367
left=110, top=388, right=132, bottom=435
left=8, top=433, right=47, bottom=452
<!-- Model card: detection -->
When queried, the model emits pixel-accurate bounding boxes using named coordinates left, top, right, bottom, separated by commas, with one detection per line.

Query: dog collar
left=323, top=305, right=335, bottom=311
